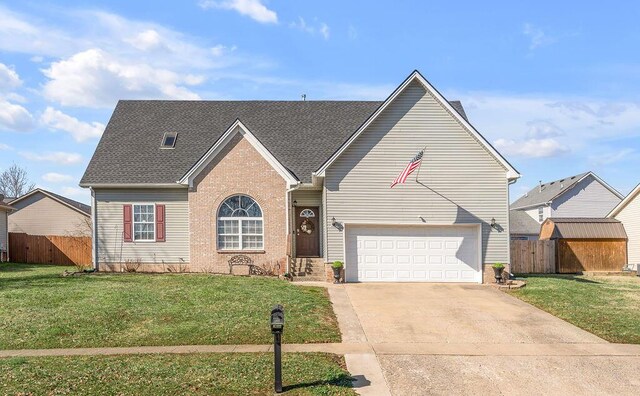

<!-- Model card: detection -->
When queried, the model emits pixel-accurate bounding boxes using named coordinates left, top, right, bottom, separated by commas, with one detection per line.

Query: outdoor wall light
left=292, top=200, right=297, bottom=207
left=331, top=217, right=336, bottom=226
left=490, top=218, right=497, bottom=229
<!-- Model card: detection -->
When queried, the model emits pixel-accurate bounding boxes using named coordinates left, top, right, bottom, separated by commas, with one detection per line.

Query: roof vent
left=560, top=183, right=564, bottom=189
left=161, top=132, right=177, bottom=149
left=538, top=180, right=543, bottom=192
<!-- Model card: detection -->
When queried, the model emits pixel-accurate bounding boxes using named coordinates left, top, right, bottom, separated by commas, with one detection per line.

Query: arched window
left=217, top=195, right=263, bottom=250
left=300, top=209, right=315, bottom=218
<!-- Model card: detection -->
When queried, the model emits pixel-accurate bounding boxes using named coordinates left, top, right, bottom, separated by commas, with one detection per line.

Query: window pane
left=219, top=203, right=233, bottom=217
left=242, top=219, right=263, bottom=234
left=218, top=235, right=239, bottom=249
left=217, top=220, right=238, bottom=234
left=242, top=235, right=263, bottom=249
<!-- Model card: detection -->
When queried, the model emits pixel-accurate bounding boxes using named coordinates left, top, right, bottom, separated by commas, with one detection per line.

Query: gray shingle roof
left=511, top=172, right=591, bottom=209
left=509, top=210, right=540, bottom=235
left=541, top=218, right=627, bottom=239
left=45, top=190, right=91, bottom=215
left=449, top=100, right=468, bottom=121
left=81, top=99, right=467, bottom=185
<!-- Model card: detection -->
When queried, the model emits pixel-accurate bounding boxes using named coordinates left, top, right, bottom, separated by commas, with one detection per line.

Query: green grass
left=0, top=353, right=355, bottom=395
left=0, top=263, right=340, bottom=350
left=509, top=275, right=640, bottom=343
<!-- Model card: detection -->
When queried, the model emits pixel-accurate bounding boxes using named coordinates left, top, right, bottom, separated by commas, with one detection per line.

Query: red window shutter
left=156, top=204, right=166, bottom=242
left=123, top=205, right=133, bottom=242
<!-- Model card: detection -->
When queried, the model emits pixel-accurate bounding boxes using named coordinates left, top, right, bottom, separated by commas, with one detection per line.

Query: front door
left=295, top=207, right=320, bottom=257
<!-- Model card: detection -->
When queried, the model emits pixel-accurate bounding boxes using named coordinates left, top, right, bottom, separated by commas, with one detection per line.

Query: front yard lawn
left=0, top=263, right=340, bottom=350
left=0, top=352, right=355, bottom=395
left=509, top=275, right=640, bottom=344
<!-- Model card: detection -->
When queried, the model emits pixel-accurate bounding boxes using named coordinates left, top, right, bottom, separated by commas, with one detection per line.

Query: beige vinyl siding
left=95, top=188, right=189, bottom=264
left=324, top=80, right=510, bottom=263
left=551, top=175, right=622, bottom=218
left=9, top=192, right=90, bottom=236
left=613, top=194, right=640, bottom=268
left=0, top=210, right=8, bottom=254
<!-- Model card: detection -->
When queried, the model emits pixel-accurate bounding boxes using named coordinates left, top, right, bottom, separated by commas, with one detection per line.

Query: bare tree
left=0, top=163, right=36, bottom=198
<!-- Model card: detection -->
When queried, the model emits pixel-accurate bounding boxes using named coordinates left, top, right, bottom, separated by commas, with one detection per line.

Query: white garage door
left=345, top=225, right=481, bottom=283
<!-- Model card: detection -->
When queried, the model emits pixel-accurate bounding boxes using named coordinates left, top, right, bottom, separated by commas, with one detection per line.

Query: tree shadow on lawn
left=282, top=373, right=355, bottom=392
left=517, top=274, right=602, bottom=284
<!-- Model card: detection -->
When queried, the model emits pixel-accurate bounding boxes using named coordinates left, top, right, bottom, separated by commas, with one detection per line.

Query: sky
left=0, top=0, right=639, bottom=204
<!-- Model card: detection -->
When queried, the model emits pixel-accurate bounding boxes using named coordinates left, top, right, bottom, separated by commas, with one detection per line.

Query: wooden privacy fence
left=9, top=233, right=92, bottom=266
left=510, top=240, right=556, bottom=273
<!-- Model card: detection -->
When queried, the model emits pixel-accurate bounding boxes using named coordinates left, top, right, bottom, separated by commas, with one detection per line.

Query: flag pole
left=415, top=146, right=426, bottom=182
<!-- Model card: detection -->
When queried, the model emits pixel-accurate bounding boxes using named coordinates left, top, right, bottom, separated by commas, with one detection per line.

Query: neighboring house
left=509, top=210, right=541, bottom=240
left=8, top=189, right=91, bottom=237
left=80, top=70, right=520, bottom=283
left=509, top=172, right=623, bottom=240
left=608, top=183, right=640, bottom=271
left=0, top=198, right=12, bottom=261
left=540, top=218, right=627, bottom=273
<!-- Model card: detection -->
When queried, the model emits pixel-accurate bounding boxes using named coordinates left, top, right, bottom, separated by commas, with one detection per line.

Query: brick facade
left=188, top=132, right=288, bottom=274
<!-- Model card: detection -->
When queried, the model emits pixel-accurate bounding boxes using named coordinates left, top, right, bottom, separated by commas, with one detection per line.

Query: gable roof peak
left=511, top=171, right=622, bottom=210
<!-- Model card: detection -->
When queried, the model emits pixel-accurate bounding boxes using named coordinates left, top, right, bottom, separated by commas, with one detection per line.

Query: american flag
left=391, top=149, right=424, bottom=188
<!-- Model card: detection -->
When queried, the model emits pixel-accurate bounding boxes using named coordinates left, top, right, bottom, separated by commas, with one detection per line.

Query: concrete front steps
left=291, top=257, right=327, bottom=282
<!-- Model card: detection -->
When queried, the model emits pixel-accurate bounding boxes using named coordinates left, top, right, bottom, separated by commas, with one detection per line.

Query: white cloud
left=20, top=151, right=83, bottom=165
left=42, top=48, right=202, bottom=107
left=42, top=172, right=74, bottom=183
left=348, top=25, right=358, bottom=40
left=523, top=23, right=555, bottom=50
left=199, top=0, right=278, bottom=24
left=289, top=17, right=330, bottom=40
left=0, top=99, right=34, bottom=131
left=0, top=63, right=22, bottom=92
left=0, top=143, right=12, bottom=150
left=494, top=138, right=569, bottom=158
left=124, top=29, right=162, bottom=51
left=589, top=148, right=635, bottom=166
left=41, top=107, right=105, bottom=142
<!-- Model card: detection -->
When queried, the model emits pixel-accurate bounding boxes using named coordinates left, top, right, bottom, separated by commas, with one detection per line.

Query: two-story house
left=510, top=172, right=623, bottom=240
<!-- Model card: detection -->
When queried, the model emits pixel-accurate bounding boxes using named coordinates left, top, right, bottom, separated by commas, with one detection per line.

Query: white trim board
left=608, top=183, right=640, bottom=217
left=314, top=70, right=521, bottom=182
left=178, top=119, right=299, bottom=188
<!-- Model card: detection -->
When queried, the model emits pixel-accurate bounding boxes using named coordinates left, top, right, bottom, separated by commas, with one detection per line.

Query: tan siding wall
left=8, top=193, right=90, bottom=236
left=324, top=80, right=510, bottom=265
left=95, top=188, right=190, bottom=266
left=551, top=175, right=622, bottom=217
left=614, top=194, right=640, bottom=268
left=0, top=210, right=7, bottom=254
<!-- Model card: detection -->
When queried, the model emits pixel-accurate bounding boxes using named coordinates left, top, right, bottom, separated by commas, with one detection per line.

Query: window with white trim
left=217, top=195, right=263, bottom=250
left=538, top=207, right=544, bottom=222
left=133, top=204, right=155, bottom=241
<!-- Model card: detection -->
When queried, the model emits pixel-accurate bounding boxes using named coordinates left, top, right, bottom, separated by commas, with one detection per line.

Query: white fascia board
left=178, top=119, right=299, bottom=188
left=315, top=70, right=521, bottom=181
left=608, top=183, right=640, bottom=217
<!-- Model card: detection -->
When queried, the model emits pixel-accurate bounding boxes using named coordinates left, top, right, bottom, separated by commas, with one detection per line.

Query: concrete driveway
left=334, top=283, right=640, bottom=395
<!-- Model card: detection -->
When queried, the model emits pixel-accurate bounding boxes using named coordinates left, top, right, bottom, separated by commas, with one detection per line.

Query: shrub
left=331, top=261, right=344, bottom=269
left=492, top=262, right=505, bottom=270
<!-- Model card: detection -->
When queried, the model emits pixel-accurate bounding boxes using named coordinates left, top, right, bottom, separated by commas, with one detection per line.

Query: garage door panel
left=346, top=225, right=480, bottom=283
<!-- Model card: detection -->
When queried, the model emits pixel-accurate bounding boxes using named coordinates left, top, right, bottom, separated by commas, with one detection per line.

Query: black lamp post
left=270, top=304, right=285, bottom=393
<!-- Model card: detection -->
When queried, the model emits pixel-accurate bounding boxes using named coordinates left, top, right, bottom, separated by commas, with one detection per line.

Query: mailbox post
left=270, top=304, right=285, bottom=393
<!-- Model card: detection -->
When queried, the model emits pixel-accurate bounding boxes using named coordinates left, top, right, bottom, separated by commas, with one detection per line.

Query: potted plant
left=331, top=261, right=343, bottom=283
left=492, top=263, right=505, bottom=283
